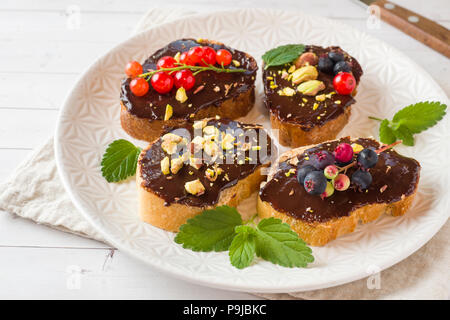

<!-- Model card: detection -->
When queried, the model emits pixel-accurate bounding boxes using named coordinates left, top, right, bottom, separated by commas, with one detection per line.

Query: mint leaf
left=370, top=101, right=447, bottom=147
left=254, top=218, right=314, bottom=268
left=262, top=44, right=305, bottom=69
left=229, top=225, right=256, bottom=269
left=392, top=101, right=446, bottom=134
left=379, top=119, right=396, bottom=144
left=393, top=125, right=415, bottom=146
left=175, top=206, right=243, bottom=252
left=101, top=139, right=141, bottom=182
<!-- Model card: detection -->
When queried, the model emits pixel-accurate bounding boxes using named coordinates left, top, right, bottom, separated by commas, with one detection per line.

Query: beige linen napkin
left=0, top=8, right=448, bottom=300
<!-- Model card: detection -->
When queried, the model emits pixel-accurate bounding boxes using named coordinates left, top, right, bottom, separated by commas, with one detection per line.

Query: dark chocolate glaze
left=263, top=45, right=363, bottom=130
left=120, top=39, right=258, bottom=120
left=259, top=138, right=420, bottom=223
left=139, top=119, right=272, bottom=207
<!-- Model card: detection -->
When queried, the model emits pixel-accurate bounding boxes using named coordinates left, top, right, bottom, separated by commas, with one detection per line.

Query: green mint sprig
left=175, top=206, right=314, bottom=269
left=261, top=44, right=305, bottom=69
left=369, top=101, right=447, bottom=146
left=101, top=139, right=141, bottom=182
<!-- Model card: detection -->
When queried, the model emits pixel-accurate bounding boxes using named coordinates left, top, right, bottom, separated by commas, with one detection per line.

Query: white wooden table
left=0, top=0, right=448, bottom=299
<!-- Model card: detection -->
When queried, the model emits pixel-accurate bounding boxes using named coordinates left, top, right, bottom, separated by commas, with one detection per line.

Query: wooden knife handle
left=371, top=0, right=450, bottom=58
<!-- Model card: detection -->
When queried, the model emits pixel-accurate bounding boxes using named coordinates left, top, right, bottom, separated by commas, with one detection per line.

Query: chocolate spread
left=259, top=138, right=420, bottom=223
left=120, top=39, right=258, bottom=120
left=139, top=119, right=273, bottom=207
left=263, top=45, right=363, bottom=130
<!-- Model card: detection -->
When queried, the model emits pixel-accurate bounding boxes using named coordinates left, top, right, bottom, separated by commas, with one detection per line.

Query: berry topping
left=216, top=49, right=232, bottom=66
left=303, top=171, right=328, bottom=195
left=201, top=46, right=217, bottom=66
left=125, top=61, right=143, bottom=78
left=156, top=56, right=177, bottom=71
left=357, top=148, right=379, bottom=169
left=324, top=165, right=338, bottom=179
left=333, top=61, right=352, bottom=75
left=334, top=143, right=354, bottom=164
left=297, top=165, right=317, bottom=185
left=187, top=46, right=205, bottom=66
left=179, top=51, right=194, bottom=66
left=317, top=56, right=334, bottom=74
left=333, top=173, right=350, bottom=191
left=321, top=181, right=335, bottom=199
left=333, top=72, right=356, bottom=95
left=150, top=71, right=174, bottom=94
left=129, top=77, right=149, bottom=96
left=174, top=69, right=196, bottom=90
left=328, top=51, right=345, bottom=62
left=309, top=150, right=335, bottom=170
left=351, top=170, right=372, bottom=190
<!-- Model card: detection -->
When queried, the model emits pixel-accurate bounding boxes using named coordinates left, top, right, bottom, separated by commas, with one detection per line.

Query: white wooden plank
left=0, top=0, right=448, bottom=21
left=0, top=109, right=57, bottom=148
left=0, top=73, right=78, bottom=109
left=0, top=211, right=110, bottom=248
left=0, top=11, right=138, bottom=42
left=0, top=246, right=260, bottom=299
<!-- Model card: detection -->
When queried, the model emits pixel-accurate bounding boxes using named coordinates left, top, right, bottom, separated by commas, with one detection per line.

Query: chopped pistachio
left=164, top=104, right=173, bottom=121
left=170, top=157, right=184, bottom=174
left=232, top=59, right=240, bottom=67
left=174, top=52, right=181, bottom=63
left=175, top=87, right=188, bottom=103
left=161, top=156, right=170, bottom=175
left=184, top=179, right=205, bottom=196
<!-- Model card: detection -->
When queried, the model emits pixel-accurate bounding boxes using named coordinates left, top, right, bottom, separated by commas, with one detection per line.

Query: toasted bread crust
left=121, top=87, right=255, bottom=142
left=136, top=150, right=267, bottom=232
left=257, top=140, right=418, bottom=246
left=257, top=192, right=415, bottom=246
left=270, top=105, right=351, bottom=148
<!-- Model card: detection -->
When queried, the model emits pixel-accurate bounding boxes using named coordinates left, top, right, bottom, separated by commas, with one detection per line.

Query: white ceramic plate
left=55, top=9, right=449, bottom=293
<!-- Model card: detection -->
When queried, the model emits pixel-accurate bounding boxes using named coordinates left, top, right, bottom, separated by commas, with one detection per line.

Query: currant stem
left=138, top=63, right=247, bottom=80
left=368, top=116, right=384, bottom=122
left=337, top=140, right=402, bottom=172
left=376, top=140, right=402, bottom=154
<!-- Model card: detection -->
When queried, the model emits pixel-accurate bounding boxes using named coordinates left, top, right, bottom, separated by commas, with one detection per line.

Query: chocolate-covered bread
left=258, top=137, right=420, bottom=246
left=120, top=39, right=258, bottom=142
left=263, top=45, right=363, bottom=147
left=137, top=118, right=273, bottom=232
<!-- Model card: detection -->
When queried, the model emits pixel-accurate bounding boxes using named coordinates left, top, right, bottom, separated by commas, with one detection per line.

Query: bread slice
left=120, top=38, right=258, bottom=142
left=263, top=45, right=363, bottom=148
left=136, top=118, right=272, bottom=232
left=257, top=137, right=420, bottom=246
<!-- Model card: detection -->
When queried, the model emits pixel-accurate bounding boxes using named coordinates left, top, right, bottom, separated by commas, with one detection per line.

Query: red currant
left=125, top=61, right=143, bottom=78
left=179, top=52, right=194, bottom=66
left=187, top=46, right=204, bottom=65
left=200, top=46, right=216, bottom=66
left=129, top=78, right=149, bottom=96
left=334, top=143, right=353, bottom=163
left=156, top=56, right=177, bottom=72
left=150, top=72, right=174, bottom=94
left=216, top=49, right=232, bottom=66
left=333, top=72, right=356, bottom=95
left=174, top=69, right=195, bottom=90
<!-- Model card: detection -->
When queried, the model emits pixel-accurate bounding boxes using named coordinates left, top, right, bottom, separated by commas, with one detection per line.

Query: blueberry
left=308, top=150, right=335, bottom=170
left=351, top=170, right=372, bottom=189
left=328, top=51, right=345, bottom=62
left=303, top=171, right=328, bottom=195
left=357, top=148, right=378, bottom=169
left=297, top=165, right=317, bottom=185
left=318, top=57, right=334, bottom=74
left=333, top=61, right=351, bottom=75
